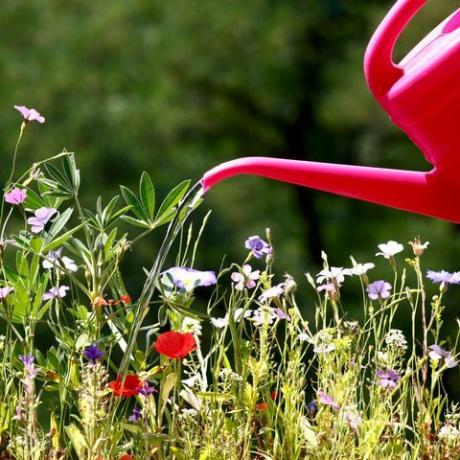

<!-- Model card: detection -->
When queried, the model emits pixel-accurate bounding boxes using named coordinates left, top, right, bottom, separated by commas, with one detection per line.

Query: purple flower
left=19, top=354, right=39, bottom=379
left=137, top=381, right=157, bottom=396
left=0, top=287, right=14, bottom=300
left=317, top=391, right=340, bottom=411
left=376, top=368, right=400, bottom=389
left=4, top=188, right=27, bottom=205
left=43, top=285, right=69, bottom=301
left=128, top=407, right=142, bottom=423
left=367, top=280, right=392, bottom=300
left=162, top=267, right=217, bottom=292
left=83, top=344, right=104, bottom=363
left=428, top=345, right=457, bottom=368
left=244, top=236, right=272, bottom=259
left=27, top=207, right=57, bottom=233
left=426, top=270, right=460, bottom=285
left=307, top=400, right=318, bottom=415
left=273, top=308, right=290, bottom=321
left=231, top=264, right=260, bottom=290
left=14, top=105, right=45, bottom=124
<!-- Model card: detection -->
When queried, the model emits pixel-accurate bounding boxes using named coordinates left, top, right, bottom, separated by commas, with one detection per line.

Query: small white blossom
left=376, top=240, right=404, bottom=259
left=385, top=329, right=407, bottom=352
left=345, top=263, right=375, bottom=276
left=316, top=267, right=348, bottom=285
left=181, top=317, right=202, bottom=336
left=211, top=316, right=228, bottom=329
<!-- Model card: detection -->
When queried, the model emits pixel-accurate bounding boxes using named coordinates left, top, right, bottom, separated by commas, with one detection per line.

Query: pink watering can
left=201, top=0, right=460, bottom=223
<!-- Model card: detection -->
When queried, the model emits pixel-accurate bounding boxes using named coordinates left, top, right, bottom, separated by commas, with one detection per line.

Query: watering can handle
left=364, top=0, right=428, bottom=100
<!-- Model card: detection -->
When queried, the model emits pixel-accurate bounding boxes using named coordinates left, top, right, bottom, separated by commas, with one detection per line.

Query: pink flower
left=14, top=105, right=45, bottom=124
left=4, top=188, right=27, bottom=205
left=0, top=287, right=14, bottom=300
left=27, top=207, right=57, bottom=233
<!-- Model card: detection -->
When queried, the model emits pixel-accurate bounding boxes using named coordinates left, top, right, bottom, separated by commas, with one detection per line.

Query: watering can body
left=365, top=0, right=460, bottom=175
left=201, top=0, right=460, bottom=223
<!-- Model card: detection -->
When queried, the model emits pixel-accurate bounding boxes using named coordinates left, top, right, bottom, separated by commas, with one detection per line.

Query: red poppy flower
left=256, top=402, right=269, bottom=411
left=108, top=374, right=142, bottom=397
left=271, top=390, right=278, bottom=401
left=120, top=294, right=132, bottom=304
left=154, top=331, right=197, bottom=359
left=119, top=455, right=134, bottom=460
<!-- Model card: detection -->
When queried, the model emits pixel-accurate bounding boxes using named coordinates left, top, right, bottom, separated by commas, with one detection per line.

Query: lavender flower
left=42, top=248, right=78, bottom=272
left=258, top=284, right=284, bottom=303
left=19, top=354, right=39, bottom=380
left=83, top=344, right=104, bottom=363
left=273, top=308, right=290, bottom=321
left=4, top=188, right=27, bottom=205
left=128, top=407, right=142, bottom=423
left=428, top=345, right=457, bottom=368
left=14, top=105, right=45, bottom=124
left=376, top=240, right=404, bottom=259
left=231, top=264, right=260, bottom=290
left=43, top=285, right=69, bottom=301
left=317, top=282, right=340, bottom=300
left=0, top=287, right=14, bottom=300
left=27, top=207, right=57, bottom=233
left=317, top=391, right=339, bottom=411
left=162, top=267, right=217, bottom=292
left=367, top=280, right=392, bottom=300
left=376, top=368, right=400, bottom=389
left=426, top=270, right=460, bottom=285
left=244, top=235, right=272, bottom=259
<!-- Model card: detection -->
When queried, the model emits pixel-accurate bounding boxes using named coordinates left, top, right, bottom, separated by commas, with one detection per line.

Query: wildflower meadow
left=0, top=107, right=460, bottom=459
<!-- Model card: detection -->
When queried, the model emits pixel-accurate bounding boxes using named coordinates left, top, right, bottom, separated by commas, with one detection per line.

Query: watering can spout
left=364, top=0, right=427, bottom=100
left=200, top=157, right=460, bottom=223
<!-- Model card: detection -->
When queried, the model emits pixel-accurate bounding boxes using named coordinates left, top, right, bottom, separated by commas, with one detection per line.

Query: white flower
left=376, top=241, right=404, bottom=259
left=384, top=329, right=408, bottom=352
left=234, top=308, right=252, bottom=322
left=258, top=284, right=284, bottom=303
left=42, top=248, right=78, bottom=272
left=313, top=343, right=336, bottom=354
left=211, top=316, right=228, bottom=329
left=345, top=262, right=375, bottom=276
left=298, top=332, right=309, bottom=342
left=252, top=307, right=277, bottom=326
left=181, top=317, right=202, bottom=336
left=316, top=267, right=348, bottom=285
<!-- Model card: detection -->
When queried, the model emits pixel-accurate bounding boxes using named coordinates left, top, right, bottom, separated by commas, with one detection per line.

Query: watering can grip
left=364, top=0, right=428, bottom=100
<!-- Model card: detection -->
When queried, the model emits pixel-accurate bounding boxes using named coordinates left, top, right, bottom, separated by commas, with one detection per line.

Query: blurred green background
left=1, top=0, right=460, bottom=387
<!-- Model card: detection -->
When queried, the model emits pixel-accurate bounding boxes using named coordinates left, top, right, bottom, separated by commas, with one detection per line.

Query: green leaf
left=120, top=215, right=151, bottom=229
left=42, top=222, right=84, bottom=252
left=46, top=208, right=73, bottom=240
left=120, top=185, right=147, bottom=221
left=62, top=153, right=80, bottom=191
left=65, top=424, right=87, bottom=459
left=140, top=171, right=155, bottom=222
left=155, top=180, right=190, bottom=226
left=24, top=188, right=46, bottom=211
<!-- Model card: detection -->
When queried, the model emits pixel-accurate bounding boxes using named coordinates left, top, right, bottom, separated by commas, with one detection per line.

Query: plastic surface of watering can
left=201, top=0, right=460, bottom=223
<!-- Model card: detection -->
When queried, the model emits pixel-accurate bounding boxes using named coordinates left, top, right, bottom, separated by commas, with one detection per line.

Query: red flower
left=271, top=390, right=278, bottom=401
left=108, top=374, right=142, bottom=397
left=154, top=331, right=196, bottom=359
left=256, top=402, right=269, bottom=411
left=119, top=455, right=134, bottom=460
left=120, top=294, right=132, bottom=304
